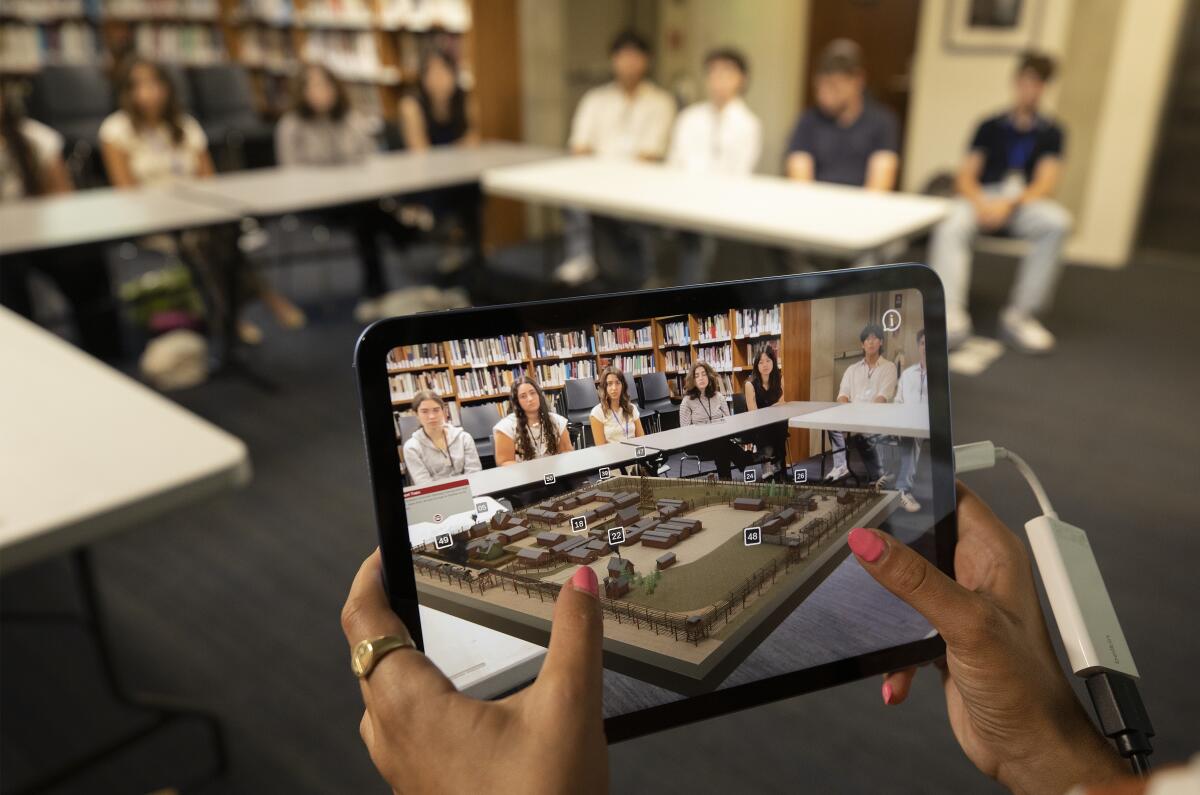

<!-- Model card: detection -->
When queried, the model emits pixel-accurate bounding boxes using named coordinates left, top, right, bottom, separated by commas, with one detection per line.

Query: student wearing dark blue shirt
left=930, top=51, right=1071, bottom=354
left=785, top=39, right=899, bottom=191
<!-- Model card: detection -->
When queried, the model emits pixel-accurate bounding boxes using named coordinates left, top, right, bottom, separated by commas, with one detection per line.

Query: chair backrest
left=29, top=65, right=112, bottom=136
left=160, top=63, right=194, bottom=114
left=731, top=392, right=748, bottom=415
left=461, top=404, right=500, bottom=441
left=188, top=64, right=258, bottom=123
left=564, top=377, right=600, bottom=412
left=397, top=414, right=421, bottom=442
left=639, top=371, right=671, bottom=402
left=622, top=371, right=638, bottom=404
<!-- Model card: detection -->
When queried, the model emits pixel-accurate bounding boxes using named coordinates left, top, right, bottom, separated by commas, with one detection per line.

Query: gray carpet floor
left=2, top=243, right=1197, bottom=794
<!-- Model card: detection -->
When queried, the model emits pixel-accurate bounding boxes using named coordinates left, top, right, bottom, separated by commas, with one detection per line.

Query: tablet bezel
left=353, top=263, right=956, bottom=742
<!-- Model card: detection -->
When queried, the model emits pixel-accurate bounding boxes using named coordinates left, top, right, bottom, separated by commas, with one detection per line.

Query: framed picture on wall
left=943, top=0, right=1045, bottom=53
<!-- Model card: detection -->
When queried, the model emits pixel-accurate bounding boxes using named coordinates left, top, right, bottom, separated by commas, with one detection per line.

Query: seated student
left=402, top=390, right=482, bottom=486
left=826, top=323, right=896, bottom=483
left=556, top=30, right=676, bottom=287
left=100, top=58, right=305, bottom=345
left=589, top=366, right=645, bottom=445
left=0, top=88, right=121, bottom=359
left=667, top=47, right=761, bottom=284
left=892, top=329, right=927, bottom=513
left=493, top=377, right=573, bottom=466
left=680, top=361, right=751, bottom=480
left=276, top=64, right=417, bottom=323
left=929, top=51, right=1071, bottom=353
left=398, top=48, right=483, bottom=279
left=784, top=39, right=899, bottom=191
left=742, top=345, right=786, bottom=479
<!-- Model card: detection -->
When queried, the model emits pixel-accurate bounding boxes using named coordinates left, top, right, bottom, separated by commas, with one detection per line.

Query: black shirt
left=751, top=378, right=782, bottom=409
left=785, top=97, right=899, bottom=186
left=415, top=89, right=469, bottom=147
left=970, top=112, right=1065, bottom=185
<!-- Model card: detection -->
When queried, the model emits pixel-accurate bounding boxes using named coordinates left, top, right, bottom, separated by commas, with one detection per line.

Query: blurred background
left=1, top=0, right=1197, bottom=793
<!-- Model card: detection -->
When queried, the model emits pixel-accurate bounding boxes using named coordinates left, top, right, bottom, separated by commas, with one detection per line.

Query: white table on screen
left=172, top=142, right=563, bottom=217
left=0, top=186, right=239, bottom=257
left=483, top=157, right=950, bottom=257
left=786, top=401, right=930, bottom=439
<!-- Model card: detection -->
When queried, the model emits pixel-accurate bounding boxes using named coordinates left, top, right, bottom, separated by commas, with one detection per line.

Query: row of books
left=662, top=349, right=691, bottom=372
left=1, top=0, right=94, bottom=21
left=239, top=0, right=470, bottom=32
left=531, top=330, right=593, bottom=358
left=534, top=359, right=596, bottom=387
left=454, top=365, right=526, bottom=399
left=745, top=340, right=779, bottom=364
left=659, top=319, right=690, bottom=346
left=107, top=0, right=218, bottom=20
left=387, top=343, right=445, bottom=369
left=692, top=342, right=733, bottom=370
left=236, top=26, right=296, bottom=73
left=0, top=22, right=98, bottom=71
left=696, top=313, right=731, bottom=342
left=301, top=29, right=398, bottom=83
left=133, top=23, right=226, bottom=64
left=389, top=370, right=452, bottom=400
left=609, top=353, right=655, bottom=375
left=735, top=306, right=781, bottom=337
left=449, top=335, right=525, bottom=366
left=596, top=324, right=651, bottom=351
left=715, top=373, right=736, bottom=394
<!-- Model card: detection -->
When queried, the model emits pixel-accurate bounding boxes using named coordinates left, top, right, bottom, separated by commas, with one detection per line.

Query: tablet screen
left=378, top=286, right=942, bottom=719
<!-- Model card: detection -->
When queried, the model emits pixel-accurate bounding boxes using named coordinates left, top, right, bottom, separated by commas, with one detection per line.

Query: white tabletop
left=483, top=157, right=951, bottom=256
left=0, top=308, right=252, bottom=574
left=0, top=186, right=240, bottom=256
left=627, top=401, right=839, bottom=453
left=172, top=141, right=564, bottom=217
left=787, top=401, right=930, bottom=438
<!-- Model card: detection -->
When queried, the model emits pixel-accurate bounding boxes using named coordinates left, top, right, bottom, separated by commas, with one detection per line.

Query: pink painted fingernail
left=571, top=565, right=598, bottom=598
left=882, top=681, right=894, bottom=705
left=848, top=528, right=886, bottom=563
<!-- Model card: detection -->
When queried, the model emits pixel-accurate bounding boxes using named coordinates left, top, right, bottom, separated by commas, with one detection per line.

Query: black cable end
left=1086, top=671, right=1155, bottom=776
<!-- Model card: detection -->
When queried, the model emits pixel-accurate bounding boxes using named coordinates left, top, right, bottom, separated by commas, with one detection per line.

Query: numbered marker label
left=475, top=502, right=488, bottom=514
left=743, top=527, right=762, bottom=546
left=608, top=527, right=626, bottom=546
left=543, top=473, right=556, bottom=485
left=570, top=516, right=587, bottom=533
left=794, top=469, right=808, bottom=484
left=598, top=466, right=611, bottom=481
left=744, top=470, right=757, bottom=483
left=434, top=533, right=453, bottom=550
left=635, top=446, right=646, bottom=458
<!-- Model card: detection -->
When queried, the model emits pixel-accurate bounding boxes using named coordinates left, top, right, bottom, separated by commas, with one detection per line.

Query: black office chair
left=564, top=377, right=600, bottom=448
left=188, top=65, right=274, bottom=169
left=460, top=404, right=499, bottom=467
left=28, top=65, right=113, bottom=186
left=161, top=63, right=195, bottom=115
left=638, top=371, right=679, bottom=433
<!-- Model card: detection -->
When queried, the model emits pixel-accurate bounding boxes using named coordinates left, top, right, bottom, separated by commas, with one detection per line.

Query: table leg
left=6, top=548, right=229, bottom=794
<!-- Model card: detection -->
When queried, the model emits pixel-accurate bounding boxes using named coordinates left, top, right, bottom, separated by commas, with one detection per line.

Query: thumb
left=536, top=565, right=604, bottom=709
left=848, top=527, right=982, bottom=647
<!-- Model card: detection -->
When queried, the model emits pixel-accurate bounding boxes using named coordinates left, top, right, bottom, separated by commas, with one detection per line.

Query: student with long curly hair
left=679, top=361, right=749, bottom=480
left=493, top=376, right=573, bottom=466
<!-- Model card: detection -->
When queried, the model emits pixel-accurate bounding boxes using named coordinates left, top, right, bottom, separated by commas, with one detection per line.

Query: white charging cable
left=953, top=441, right=1154, bottom=775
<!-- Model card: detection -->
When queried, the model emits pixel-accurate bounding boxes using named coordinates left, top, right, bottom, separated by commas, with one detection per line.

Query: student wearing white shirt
left=402, top=391, right=482, bottom=486
left=826, top=323, right=897, bottom=484
left=667, top=48, right=762, bottom=284
left=494, top=377, right=574, bottom=465
left=556, top=30, right=676, bottom=287
left=892, top=329, right=928, bottom=512
left=589, top=367, right=645, bottom=445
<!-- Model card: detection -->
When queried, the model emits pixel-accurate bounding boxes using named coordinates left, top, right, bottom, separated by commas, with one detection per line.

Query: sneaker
left=1000, top=308, right=1056, bottom=354
left=824, top=464, right=850, bottom=481
left=899, top=492, right=922, bottom=513
left=354, top=297, right=385, bottom=324
left=554, top=254, right=598, bottom=286
left=760, top=462, right=776, bottom=480
left=237, top=320, right=263, bottom=346
left=947, top=304, right=973, bottom=350
left=874, top=473, right=894, bottom=489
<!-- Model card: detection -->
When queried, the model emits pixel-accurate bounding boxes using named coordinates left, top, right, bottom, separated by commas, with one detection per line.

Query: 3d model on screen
left=411, top=474, right=899, bottom=694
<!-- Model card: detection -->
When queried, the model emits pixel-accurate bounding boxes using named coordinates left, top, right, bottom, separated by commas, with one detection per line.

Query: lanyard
left=422, top=429, right=460, bottom=474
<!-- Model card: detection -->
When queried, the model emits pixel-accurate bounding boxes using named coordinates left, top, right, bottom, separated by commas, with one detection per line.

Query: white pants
left=929, top=191, right=1072, bottom=315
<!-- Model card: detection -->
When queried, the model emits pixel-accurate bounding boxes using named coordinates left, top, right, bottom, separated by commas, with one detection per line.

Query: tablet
left=354, top=264, right=956, bottom=741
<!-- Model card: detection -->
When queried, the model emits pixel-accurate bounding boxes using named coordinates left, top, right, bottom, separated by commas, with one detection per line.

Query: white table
left=172, top=141, right=564, bottom=217
left=787, top=401, right=930, bottom=439
left=0, top=307, right=252, bottom=574
left=626, top=401, right=838, bottom=454
left=0, top=186, right=240, bottom=257
left=483, top=157, right=950, bottom=257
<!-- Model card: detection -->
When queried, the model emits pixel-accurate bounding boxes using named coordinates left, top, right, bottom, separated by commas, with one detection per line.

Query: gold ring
left=351, top=633, right=416, bottom=679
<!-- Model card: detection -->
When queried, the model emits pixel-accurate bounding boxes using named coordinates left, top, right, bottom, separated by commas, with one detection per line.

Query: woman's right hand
left=849, top=483, right=1127, bottom=795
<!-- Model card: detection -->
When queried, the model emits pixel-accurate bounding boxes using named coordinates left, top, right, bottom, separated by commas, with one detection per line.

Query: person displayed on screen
left=0, top=88, right=121, bottom=359
left=99, top=58, right=305, bottom=345
left=826, top=323, right=896, bottom=484
left=398, top=47, right=483, bottom=280
left=892, top=329, right=927, bottom=513
left=929, top=51, right=1070, bottom=354
left=667, top=47, right=762, bottom=285
left=493, top=377, right=573, bottom=465
left=680, top=361, right=752, bottom=480
left=743, top=345, right=787, bottom=480
left=344, top=484, right=1170, bottom=795
left=276, top=64, right=417, bottom=323
left=784, top=39, right=899, bottom=191
left=555, top=29, right=676, bottom=287
left=402, top=390, right=482, bottom=486
left=589, top=366, right=645, bottom=445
